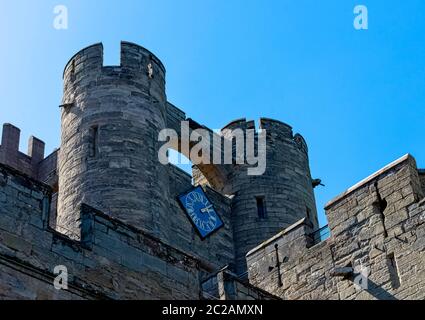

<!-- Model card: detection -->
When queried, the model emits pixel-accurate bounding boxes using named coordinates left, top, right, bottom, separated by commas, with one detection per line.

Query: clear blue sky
left=1, top=0, right=424, bottom=226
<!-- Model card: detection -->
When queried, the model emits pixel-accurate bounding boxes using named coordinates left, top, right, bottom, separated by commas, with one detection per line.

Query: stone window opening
left=90, top=125, right=99, bottom=158
left=306, top=206, right=313, bottom=227
left=256, top=196, right=267, bottom=219
left=70, top=60, right=76, bottom=81
left=387, top=253, right=401, bottom=289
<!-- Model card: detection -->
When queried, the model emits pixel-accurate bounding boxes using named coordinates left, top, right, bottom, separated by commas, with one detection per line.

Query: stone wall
left=55, top=42, right=320, bottom=276
left=58, top=42, right=170, bottom=241
left=0, top=123, right=50, bottom=180
left=201, top=268, right=279, bottom=300
left=0, top=120, right=236, bottom=278
left=37, top=149, right=58, bottom=188
left=419, top=170, right=425, bottom=195
left=2, top=40, right=423, bottom=300
left=247, top=154, right=425, bottom=300
left=220, top=118, right=318, bottom=276
left=0, top=163, right=206, bottom=299
left=167, top=114, right=320, bottom=276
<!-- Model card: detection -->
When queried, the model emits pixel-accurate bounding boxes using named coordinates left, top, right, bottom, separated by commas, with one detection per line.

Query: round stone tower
left=57, top=42, right=170, bottom=239
left=220, top=118, right=318, bottom=275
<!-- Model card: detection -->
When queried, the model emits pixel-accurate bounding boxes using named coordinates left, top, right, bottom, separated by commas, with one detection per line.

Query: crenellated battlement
left=259, top=118, right=308, bottom=153
left=3, top=41, right=423, bottom=301
left=222, top=117, right=293, bottom=134
left=220, top=117, right=308, bottom=154
left=63, top=42, right=165, bottom=78
left=259, top=117, right=292, bottom=137
left=221, top=118, right=256, bottom=133
left=58, top=42, right=171, bottom=240
left=216, top=116, right=318, bottom=275
left=63, top=42, right=165, bottom=91
left=62, top=43, right=102, bottom=79
left=2, top=42, right=321, bottom=285
left=120, top=41, right=166, bottom=74
left=0, top=123, right=46, bottom=179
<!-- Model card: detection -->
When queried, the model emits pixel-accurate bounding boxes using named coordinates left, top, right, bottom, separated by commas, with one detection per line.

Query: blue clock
left=178, top=186, right=224, bottom=239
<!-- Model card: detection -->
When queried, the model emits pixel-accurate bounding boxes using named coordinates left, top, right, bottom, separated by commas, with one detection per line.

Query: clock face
left=178, top=186, right=224, bottom=239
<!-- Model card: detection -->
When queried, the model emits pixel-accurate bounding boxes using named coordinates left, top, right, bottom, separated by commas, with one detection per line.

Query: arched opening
left=159, top=125, right=231, bottom=193
left=167, top=148, right=193, bottom=177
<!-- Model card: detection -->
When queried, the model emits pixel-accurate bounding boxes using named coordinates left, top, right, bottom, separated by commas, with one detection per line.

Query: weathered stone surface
left=0, top=42, right=423, bottom=300
left=247, top=154, right=425, bottom=300
left=0, top=165, right=203, bottom=299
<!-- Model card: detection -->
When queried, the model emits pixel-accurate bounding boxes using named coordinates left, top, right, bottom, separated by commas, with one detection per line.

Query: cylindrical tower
left=57, top=42, right=170, bottom=239
left=220, top=118, right=318, bottom=275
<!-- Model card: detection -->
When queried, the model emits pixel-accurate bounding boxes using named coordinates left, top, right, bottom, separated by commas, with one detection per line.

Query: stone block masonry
left=247, top=154, right=425, bottom=300
left=58, top=42, right=170, bottom=241
left=0, top=41, right=424, bottom=300
left=0, top=162, right=274, bottom=300
left=0, top=163, right=204, bottom=299
left=56, top=41, right=319, bottom=277
left=419, top=169, right=425, bottom=195
left=0, top=124, right=51, bottom=181
left=201, top=267, right=279, bottom=300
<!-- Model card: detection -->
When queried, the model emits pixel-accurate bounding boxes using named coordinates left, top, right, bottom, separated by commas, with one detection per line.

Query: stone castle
left=0, top=42, right=423, bottom=300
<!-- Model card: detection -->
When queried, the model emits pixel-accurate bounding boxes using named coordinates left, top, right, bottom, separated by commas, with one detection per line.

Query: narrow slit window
left=70, top=60, right=76, bottom=81
left=256, top=197, right=266, bottom=219
left=90, top=125, right=99, bottom=157
left=306, top=207, right=312, bottom=225
left=387, top=253, right=401, bottom=289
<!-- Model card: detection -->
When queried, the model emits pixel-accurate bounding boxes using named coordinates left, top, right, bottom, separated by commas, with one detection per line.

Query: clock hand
left=200, top=205, right=213, bottom=213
